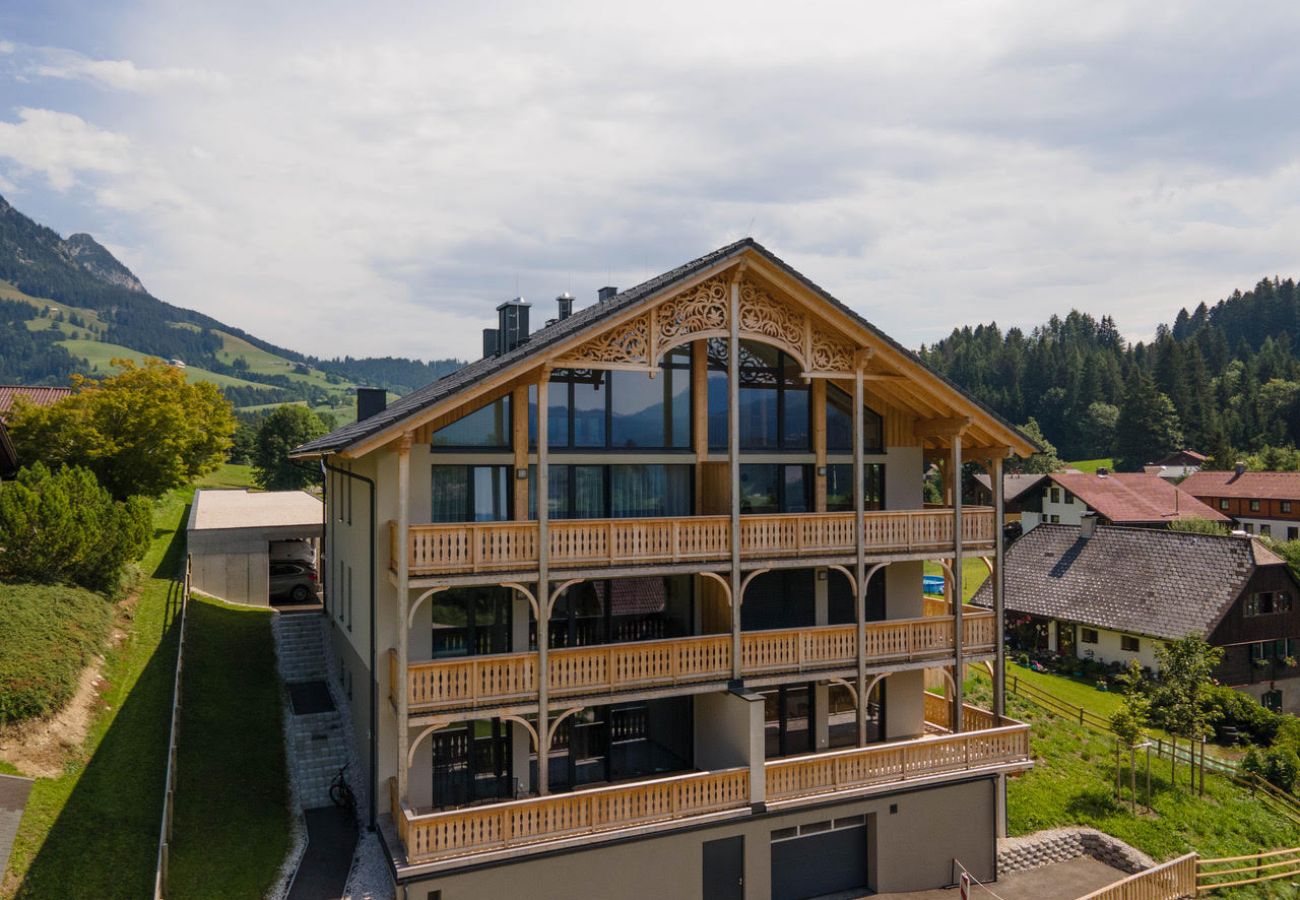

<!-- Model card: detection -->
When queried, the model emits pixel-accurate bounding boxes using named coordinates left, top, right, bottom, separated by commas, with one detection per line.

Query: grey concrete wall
left=400, top=776, right=996, bottom=899
left=190, top=543, right=268, bottom=607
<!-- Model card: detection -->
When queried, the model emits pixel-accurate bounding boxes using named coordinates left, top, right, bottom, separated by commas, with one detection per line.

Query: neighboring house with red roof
left=1181, top=466, right=1300, bottom=541
left=1145, top=448, right=1208, bottom=481
left=0, top=384, right=73, bottom=479
left=0, top=385, right=73, bottom=420
left=1014, top=469, right=1228, bottom=532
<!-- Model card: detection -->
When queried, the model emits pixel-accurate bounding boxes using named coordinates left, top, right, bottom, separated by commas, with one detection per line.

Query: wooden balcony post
left=512, top=385, right=530, bottom=520
left=812, top=379, right=827, bottom=512
left=729, top=269, right=743, bottom=680
left=537, top=371, right=552, bottom=795
left=396, top=432, right=412, bottom=804
left=854, top=362, right=868, bottom=746
left=951, top=433, right=964, bottom=733
left=992, top=454, right=1006, bottom=721
left=691, top=339, right=709, bottom=512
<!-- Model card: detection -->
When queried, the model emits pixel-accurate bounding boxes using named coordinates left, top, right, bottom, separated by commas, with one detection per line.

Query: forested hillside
left=919, top=278, right=1300, bottom=469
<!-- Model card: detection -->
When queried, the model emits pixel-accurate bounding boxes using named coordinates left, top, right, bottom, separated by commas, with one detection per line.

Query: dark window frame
left=707, top=339, right=812, bottom=452
left=1080, top=627, right=1099, bottom=645
left=431, top=464, right=514, bottom=523
left=430, top=394, right=514, bottom=451
left=1120, top=634, right=1140, bottom=652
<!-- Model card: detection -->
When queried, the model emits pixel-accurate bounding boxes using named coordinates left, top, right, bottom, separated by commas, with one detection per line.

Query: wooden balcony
left=397, top=507, right=995, bottom=577
left=401, top=611, right=996, bottom=712
left=389, top=711, right=1030, bottom=865
left=764, top=718, right=1031, bottom=803
left=392, top=766, right=750, bottom=865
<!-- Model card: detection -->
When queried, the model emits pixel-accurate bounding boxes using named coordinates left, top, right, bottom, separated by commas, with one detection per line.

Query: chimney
left=557, top=292, right=574, bottom=321
left=1096, top=467, right=1109, bottom=477
left=1080, top=512, right=1097, bottom=539
left=356, top=387, right=387, bottom=422
left=597, top=286, right=618, bottom=303
left=482, top=328, right=499, bottom=358
left=496, top=298, right=531, bottom=354
left=1234, top=461, right=1247, bottom=478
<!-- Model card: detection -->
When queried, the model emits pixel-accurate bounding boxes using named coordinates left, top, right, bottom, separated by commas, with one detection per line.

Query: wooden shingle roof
left=971, top=524, right=1294, bottom=641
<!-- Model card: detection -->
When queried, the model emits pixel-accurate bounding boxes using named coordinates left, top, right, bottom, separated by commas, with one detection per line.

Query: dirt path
left=0, top=596, right=134, bottom=779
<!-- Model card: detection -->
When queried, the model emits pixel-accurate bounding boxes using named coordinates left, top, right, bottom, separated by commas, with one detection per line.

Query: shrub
left=0, top=462, right=152, bottom=592
left=0, top=583, right=113, bottom=724
left=1266, top=747, right=1300, bottom=793
left=1203, top=685, right=1281, bottom=745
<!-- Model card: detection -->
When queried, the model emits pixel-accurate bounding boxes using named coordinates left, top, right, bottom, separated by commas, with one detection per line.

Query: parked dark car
left=270, top=561, right=319, bottom=602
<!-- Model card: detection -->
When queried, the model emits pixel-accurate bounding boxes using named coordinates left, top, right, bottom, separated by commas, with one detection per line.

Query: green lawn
left=168, top=597, right=290, bottom=898
left=2, top=489, right=190, bottom=899
left=962, top=678, right=1300, bottom=867
left=193, top=463, right=256, bottom=490
left=923, top=557, right=990, bottom=602
left=1068, top=458, right=1114, bottom=474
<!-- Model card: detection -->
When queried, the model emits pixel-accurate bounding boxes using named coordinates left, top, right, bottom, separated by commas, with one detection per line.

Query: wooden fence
left=1073, top=853, right=1197, bottom=899
left=152, top=552, right=191, bottom=900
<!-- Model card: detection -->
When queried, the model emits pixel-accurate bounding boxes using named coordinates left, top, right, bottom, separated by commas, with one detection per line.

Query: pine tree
left=1115, top=369, right=1183, bottom=471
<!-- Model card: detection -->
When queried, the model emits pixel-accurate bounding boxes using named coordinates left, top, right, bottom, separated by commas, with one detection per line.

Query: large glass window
left=742, top=569, right=814, bottom=630
left=530, top=464, right=691, bottom=519
left=740, top=464, right=811, bottom=514
left=428, top=586, right=514, bottom=658
left=536, top=351, right=692, bottom=451
left=543, top=575, right=694, bottom=648
left=825, top=464, right=886, bottom=512
left=611, top=464, right=692, bottom=517
left=429, top=718, right=514, bottom=808
left=431, top=465, right=512, bottom=522
left=541, top=696, right=694, bottom=792
left=708, top=339, right=810, bottom=451
left=825, top=384, right=884, bottom=453
left=431, top=395, right=511, bottom=448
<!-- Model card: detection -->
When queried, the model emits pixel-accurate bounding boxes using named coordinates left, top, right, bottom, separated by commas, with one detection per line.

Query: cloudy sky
left=1, top=1, right=1299, bottom=360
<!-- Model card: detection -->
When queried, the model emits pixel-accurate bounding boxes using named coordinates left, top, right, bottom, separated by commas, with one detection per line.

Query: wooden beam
left=914, top=416, right=972, bottom=439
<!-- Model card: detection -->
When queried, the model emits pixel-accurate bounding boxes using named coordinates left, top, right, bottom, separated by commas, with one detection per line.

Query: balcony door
left=431, top=465, right=512, bottom=523
left=764, top=683, right=815, bottom=758
left=429, top=719, right=514, bottom=809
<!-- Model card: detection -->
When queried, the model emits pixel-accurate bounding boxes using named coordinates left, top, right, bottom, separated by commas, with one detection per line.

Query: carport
left=187, top=489, right=323, bottom=607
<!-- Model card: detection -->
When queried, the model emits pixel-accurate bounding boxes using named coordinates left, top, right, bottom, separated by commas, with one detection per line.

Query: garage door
left=771, top=816, right=868, bottom=900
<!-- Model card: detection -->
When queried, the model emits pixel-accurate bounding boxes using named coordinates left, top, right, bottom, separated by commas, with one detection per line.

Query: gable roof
left=1047, top=471, right=1228, bottom=525
left=291, top=239, right=1035, bottom=459
left=971, top=524, right=1293, bottom=641
left=972, top=473, right=1048, bottom=505
left=1180, top=470, right=1300, bottom=503
left=0, top=385, right=72, bottom=421
left=1153, top=449, right=1207, bottom=465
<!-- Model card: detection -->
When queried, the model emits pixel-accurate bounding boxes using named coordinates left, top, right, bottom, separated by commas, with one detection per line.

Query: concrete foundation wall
left=400, top=777, right=997, bottom=899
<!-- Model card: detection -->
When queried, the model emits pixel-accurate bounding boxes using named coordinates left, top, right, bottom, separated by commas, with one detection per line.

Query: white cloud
left=34, top=51, right=227, bottom=93
left=5, top=0, right=1300, bottom=360
left=0, top=108, right=131, bottom=191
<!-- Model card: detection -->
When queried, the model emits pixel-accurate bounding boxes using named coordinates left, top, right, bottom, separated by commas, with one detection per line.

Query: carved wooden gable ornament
left=554, top=274, right=858, bottom=376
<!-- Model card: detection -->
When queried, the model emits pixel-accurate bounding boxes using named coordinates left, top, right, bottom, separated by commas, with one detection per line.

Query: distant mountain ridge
left=0, top=194, right=464, bottom=409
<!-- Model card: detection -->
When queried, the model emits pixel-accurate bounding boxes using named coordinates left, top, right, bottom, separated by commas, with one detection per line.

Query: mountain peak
left=61, top=232, right=146, bottom=293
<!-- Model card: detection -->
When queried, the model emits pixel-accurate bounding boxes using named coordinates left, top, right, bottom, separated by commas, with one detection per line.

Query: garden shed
left=187, top=489, right=323, bottom=606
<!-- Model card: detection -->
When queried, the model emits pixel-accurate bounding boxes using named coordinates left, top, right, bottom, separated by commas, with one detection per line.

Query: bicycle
left=329, top=762, right=357, bottom=818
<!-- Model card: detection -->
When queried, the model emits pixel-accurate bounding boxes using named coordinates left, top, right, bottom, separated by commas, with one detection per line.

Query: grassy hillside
left=0, top=585, right=113, bottom=726
left=1068, top=458, right=1115, bottom=473
left=2, top=278, right=364, bottom=423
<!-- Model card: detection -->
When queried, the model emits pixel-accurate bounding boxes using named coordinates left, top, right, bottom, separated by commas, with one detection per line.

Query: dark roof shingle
left=971, top=524, right=1291, bottom=640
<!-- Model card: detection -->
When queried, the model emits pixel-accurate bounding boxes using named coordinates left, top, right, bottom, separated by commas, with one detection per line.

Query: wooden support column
left=536, top=371, right=551, bottom=794
left=854, top=363, right=868, bottom=745
left=728, top=273, right=743, bottom=680
left=512, top=384, right=529, bottom=520
left=992, top=453, right=1006, bottom=720
left=951, top=433, right=964, bottom=733
left=396, top=432, right=412, bottom=803
left=812, top=378, right=827, bottom=512
left=692, top=339, right=709, bottom=511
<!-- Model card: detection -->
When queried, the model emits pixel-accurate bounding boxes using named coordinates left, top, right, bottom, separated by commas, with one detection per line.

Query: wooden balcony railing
left=765, top=718, right=1031, bottom=802
left=405, top=611, right=996, bottom=711
left=393, top=767, right=750, bottom=864
left=400, top=507, right=996, bottom=576
left=922, top=692, right=1001, bottom=732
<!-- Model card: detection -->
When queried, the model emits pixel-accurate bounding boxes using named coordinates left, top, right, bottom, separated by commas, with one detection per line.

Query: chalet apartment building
left=1181, top=468, right=1300, bottom=541
left=291, top=241, right=1035, bottom=900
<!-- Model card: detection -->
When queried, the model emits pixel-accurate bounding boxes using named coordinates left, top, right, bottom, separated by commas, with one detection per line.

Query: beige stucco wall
left=399, top=776, right=996, bottom=899
left=1066, top=623, right=1162, bottom=672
